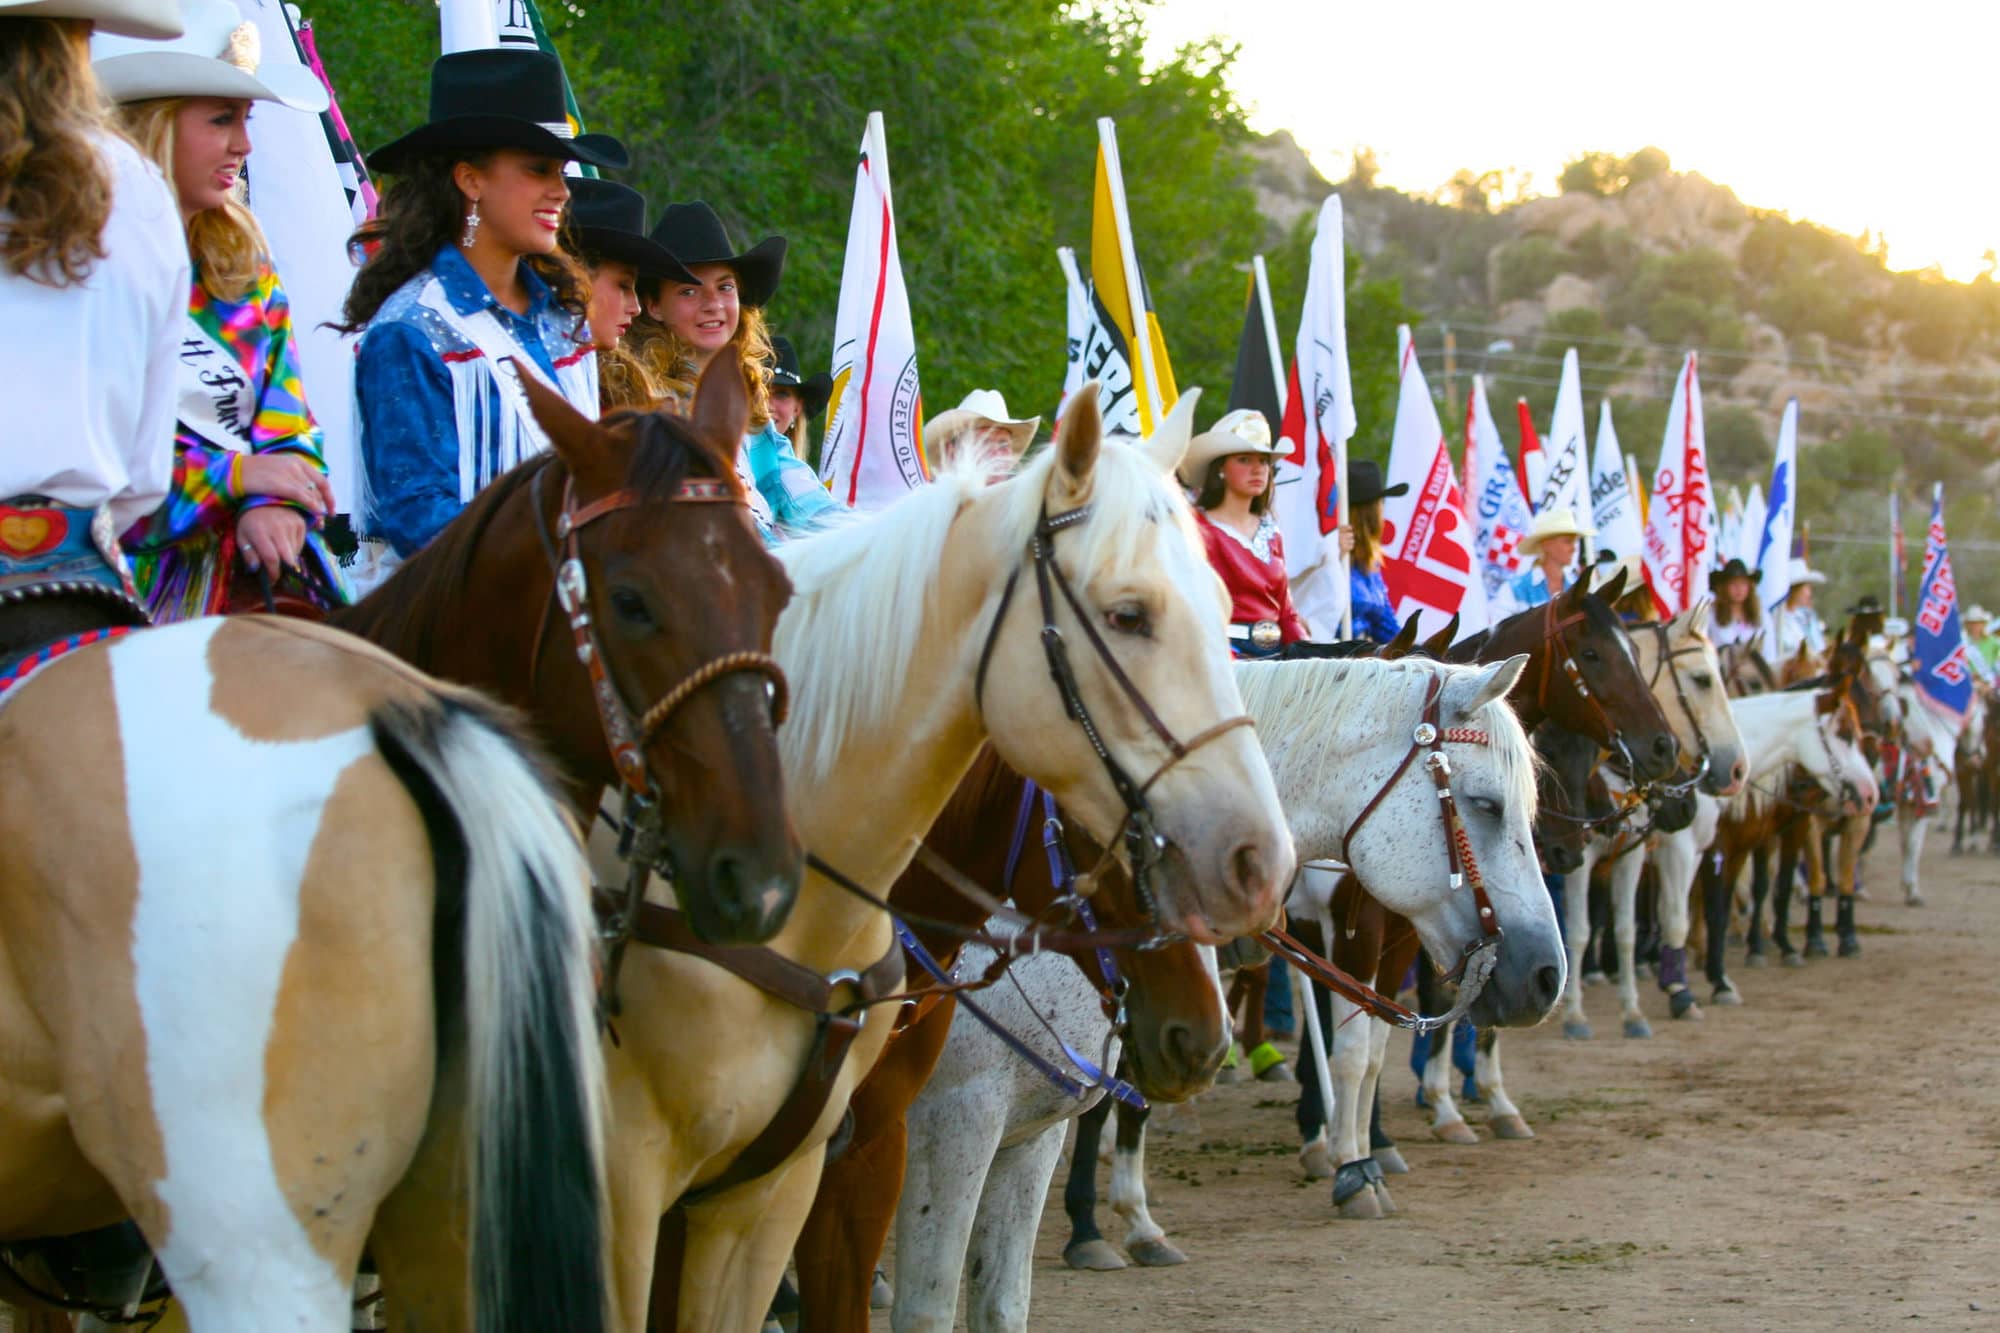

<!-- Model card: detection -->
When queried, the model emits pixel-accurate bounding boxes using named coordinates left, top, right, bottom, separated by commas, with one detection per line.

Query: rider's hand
left=237, top=506, right=307, bottom=574
left=1337, top=525, right=1356, bottom=556
left=237, top=453, right=334, bottom=516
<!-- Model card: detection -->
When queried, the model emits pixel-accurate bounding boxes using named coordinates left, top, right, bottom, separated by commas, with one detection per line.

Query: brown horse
left=774, top=744, right=1224, bottom=1332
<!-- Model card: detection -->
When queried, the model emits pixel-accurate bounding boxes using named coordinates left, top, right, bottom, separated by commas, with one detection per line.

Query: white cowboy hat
left=1964, top=604, right=1992, bottom=625
left=91, top=0, right=328, bottom=111
left=1783, top=556, right=1827, bottom=591
left=0, top=0, right=181, bottom=39
left=1516, top=507, right=1596, bottom=557
left=1176, top=408, right=1284, bottom=490
left=922, top=388, right=1040, bottom=461
left=1883, top=615, right=1911, bottom=639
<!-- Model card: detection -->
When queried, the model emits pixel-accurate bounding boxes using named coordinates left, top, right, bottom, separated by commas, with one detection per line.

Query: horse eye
left=609, top=586, right=654, bottom=628
left=1105, top=603, right=1151, bottom=637
left=1470, top=796, right=1503, bottom=818
left=1581, top=647, right=1601, bottom=663
left=1691, top=673, right=1713, bottom=689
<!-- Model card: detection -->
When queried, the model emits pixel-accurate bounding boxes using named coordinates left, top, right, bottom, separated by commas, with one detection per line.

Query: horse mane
left=1234, top=656, right=1538, bottom=820
left=772, top=435, right=1191, bottom=788
left=334, top=410, right=738, bottom=662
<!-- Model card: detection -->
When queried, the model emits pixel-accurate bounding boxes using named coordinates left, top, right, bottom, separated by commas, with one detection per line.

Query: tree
left=1558, top=151, right=1619, bottom=197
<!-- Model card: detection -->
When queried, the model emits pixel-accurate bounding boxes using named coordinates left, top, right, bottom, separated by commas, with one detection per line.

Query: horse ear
left=1420, top=613, right=1461, bottom=657
left=1595, top=564, right=1628, bottom=603
left=1466, top=653, right=1530, bottom=714
left=1684, top=597, right=1711, bottom=630
left=1384, top=612, right=1421, bottom=658
left=1140, top=387, right=1202, bottom=476
left=1053, top=381, right=1103, bottom=503
left=512, top=358, right=607, bottom=469
left=689, top=342, right=752, bottom=457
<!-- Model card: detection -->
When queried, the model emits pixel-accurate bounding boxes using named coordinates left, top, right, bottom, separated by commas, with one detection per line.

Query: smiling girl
left=94, top=0, right=346, bottom=618
left=339, top=48, right=627, bottom=587
left=1179, top=409, right=1304, bottom=658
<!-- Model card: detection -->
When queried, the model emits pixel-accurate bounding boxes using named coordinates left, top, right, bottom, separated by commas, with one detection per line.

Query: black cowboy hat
left=1846, top=594, right=1886, bottom=616
left=368, top=49, right=629, bottom=176
left=564, top=179, right=695, bottom=284
left=769, top=336, right=832, bottom=420
left=1347, top=458, right=1408, bottom=508
left=1708, top=556, right=1757, bottom=589
left=646, top=201, right=786, bottom=308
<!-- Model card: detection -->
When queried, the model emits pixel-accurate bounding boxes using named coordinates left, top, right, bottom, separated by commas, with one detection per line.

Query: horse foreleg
left=1060, top=1096, right=1121, bottom=1271
left=1476, top=1029, right=1532, bottom=1140
left=1802, top=821, right=1829, bottom=958
left=1330, top=995, right=1381, bottom=1218
left=1746, top=843, right=1771, bottom=966
left=1900, top=805, right=1932, bottom=905
left=1610, top=851, right=1651, bottom=1037
left=963, top=1123, right=1069, bottom=1333
left=1560, top=841, right=1598, bottom=1038
left=1704, top=849, right=1740, bottom=1004
left=890, top=1077, right=1007, bottom=1333
left=1108, top=1102, right=1178, bottom=1264
left=676, top=1152, right=829, bottom=1333
left=1418, top=1020, right=1473, bottom=1146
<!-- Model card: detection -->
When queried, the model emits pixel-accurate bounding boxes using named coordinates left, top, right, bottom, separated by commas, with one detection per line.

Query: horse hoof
left=1623, top=1017, right=1653, bottom=1039
left=1838, top=936, right=1862, bottom=959
left=1905, top=893, right=1926, bottom=908
left=1583, top=970, right=1607, bottom=987
left=1256, top=1060, right=1296, bottom=1084
left=1489, top=1113, right=1536, bottom=1140
left=1214, top=1062, right=1246, bottom=1085
left=1563, top=1019, right=1593, bottom=1040
left=1711, top=985, right=1743, bottom=1007
left=1669, top=991, right=1703, bottom=1021
left=1128, top=1238, right=1188, bottom=1267
left=870, top=1273, right=895, bottom=1310
left=1805, top=941, right=1829, bottom=960
left=1299, top=1138, right=1334, bottom=1180
left=1064, top=1239, right=1128, bottom=1271
left=1433, top=1119, right=1478, bottom=1145
left=1782, top=952, right=1806, bottom=969
left=1746, top=951, right=1769, bottom=969
left=1372, top=1181, right=1399, bottom=1215
left=1373, top=1145, right=1410, bottom=1175
left=1337, top=1189, right=1384, bottom=1220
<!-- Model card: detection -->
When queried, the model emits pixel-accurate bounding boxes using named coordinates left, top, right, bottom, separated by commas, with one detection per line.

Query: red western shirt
left=1195, top=509, right=1306, bottom=643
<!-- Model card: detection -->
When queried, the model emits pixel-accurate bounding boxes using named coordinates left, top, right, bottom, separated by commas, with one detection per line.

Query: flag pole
left=866, top=111, right=894, bottom=208
left=1097, top=118, right=1164, bottom=429
left=1056, top=245, right=1081, bottom=293
left=1251, top=254, right=1286, bottom=409
left=1888, top=491, right=1901, bottom=620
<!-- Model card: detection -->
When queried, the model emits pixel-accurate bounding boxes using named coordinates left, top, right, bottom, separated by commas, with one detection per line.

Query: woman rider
left=0, top=0, right=186, bottom=667
left=1341, top=459, right=1408, bottom=646
left=1499, top=507, right=1593, bottom=619
left=561, top=174, right=690, bottom=414
left=95, top=0, right=346, bottom=619
left=340, top=47, right=627, bottom=592
left=1179, top=409, right=1303, bottom=659
left=627, top=200, right=832, bottom=537
left=767, top=336, right=831, bottom=468
left=1707, top=556, right=1761, bottom=647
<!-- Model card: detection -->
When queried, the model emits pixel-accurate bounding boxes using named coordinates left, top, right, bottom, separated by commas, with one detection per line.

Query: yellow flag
left=1087, top=120, right=1178, bottom=434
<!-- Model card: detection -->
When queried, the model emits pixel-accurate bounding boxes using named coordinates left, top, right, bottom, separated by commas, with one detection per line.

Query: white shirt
left=0, top=134, right=187, bottom=533
left=1707, top=616, right=1761, bottom=649
left=1764, top=603, right=1826, bottom=660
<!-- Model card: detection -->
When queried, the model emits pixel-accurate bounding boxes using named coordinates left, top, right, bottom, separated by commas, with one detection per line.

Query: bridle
left=1638, top=620, right=1716, bottom=795
left=1260, top=674, right=1504, bottom=1035
left=529, top=465, right=789, bottom=1007
left=1534, top=596, right=1638, bottom=773
left=973, top=500, right=1254, bottom=930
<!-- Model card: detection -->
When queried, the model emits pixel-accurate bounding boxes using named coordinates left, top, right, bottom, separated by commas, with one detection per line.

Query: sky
left=1146, top=0, right=2000, bottom=278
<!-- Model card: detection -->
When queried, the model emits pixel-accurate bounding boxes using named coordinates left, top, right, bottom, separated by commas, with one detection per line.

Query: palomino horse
left=790, top=745, right=1226, bottom=1333
left=0, top=617, right=608, bottom=1331
left=638, top=387, right=1293, bottom=1330
left=1951, top=689, right=1998, bottom=855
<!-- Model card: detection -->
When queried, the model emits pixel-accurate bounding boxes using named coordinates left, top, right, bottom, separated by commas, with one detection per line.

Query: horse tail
left=371, top=694, right=609, bottom=1333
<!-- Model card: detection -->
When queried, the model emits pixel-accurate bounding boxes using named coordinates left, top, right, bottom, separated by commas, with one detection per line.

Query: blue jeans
left=1262, top=953, right=1293, bottom=1034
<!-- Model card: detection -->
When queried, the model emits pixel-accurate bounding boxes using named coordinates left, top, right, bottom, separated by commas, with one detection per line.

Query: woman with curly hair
left=560, top=175, right=693, bottom=414
left=628, top=200, right=832, bottom=536
left=93, top=0, right=348, bottom=619
left=339, top=47, right=627, bottom=589
left=0, top=0, right=187, bottom=657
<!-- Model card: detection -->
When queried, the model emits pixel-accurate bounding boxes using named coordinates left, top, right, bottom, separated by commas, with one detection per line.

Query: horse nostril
left=1228, top=842, right=1268, bottom=901
left=1531, top=964, right=1562, bottom=1010
left=1652, top=734, right=1676, bottom=762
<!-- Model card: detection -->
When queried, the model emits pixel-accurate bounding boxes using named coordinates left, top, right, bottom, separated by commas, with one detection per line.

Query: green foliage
left=320, top=0, right=1272, bottom=423
left=1555, top=147, right=1670, bottom=197
left=1606, top=247, right=1741, bottom=347
left=1491, top=235, right=1563, bottom=303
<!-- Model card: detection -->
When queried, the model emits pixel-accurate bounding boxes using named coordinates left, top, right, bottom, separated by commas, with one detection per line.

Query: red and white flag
left=1467, top=375, right=1533, bottom=605
left=820, top=112, right=926, bottom=506
left=1380, top=331, right=1487, bottom=639
left=1273, top=195, right=1357, bottom=638
left=1516, top=398, right=1546, bottom=510
left=1641, top=352, right=1715, bottom=616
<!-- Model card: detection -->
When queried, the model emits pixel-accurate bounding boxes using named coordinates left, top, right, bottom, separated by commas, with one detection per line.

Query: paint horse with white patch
left=639, top=387, right=1295, bottom=1331
left=0, top=616, right=608, bottom=1332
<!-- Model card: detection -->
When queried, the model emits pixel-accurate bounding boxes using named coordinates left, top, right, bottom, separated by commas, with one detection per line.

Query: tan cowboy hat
left=1783, top=556, right=1826, bottom=591
left=922, top=389, right=1040, bottom=460
left=91, top=0, right=328, bottom=110
left=1517, top=507, right=1596, bottom=557
left=0, top=0, right=181, bottom=39
left=1964, top=604, right=1992, bottom=625
left=1176, top=408, right=1285, bottom=490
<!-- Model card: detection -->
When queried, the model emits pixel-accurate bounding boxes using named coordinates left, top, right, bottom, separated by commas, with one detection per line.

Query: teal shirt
left=743, top=422, right=836, bottom=541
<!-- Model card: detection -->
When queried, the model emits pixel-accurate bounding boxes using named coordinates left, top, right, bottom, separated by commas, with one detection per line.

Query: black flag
left=1227, top=271, right=1284, bottom=439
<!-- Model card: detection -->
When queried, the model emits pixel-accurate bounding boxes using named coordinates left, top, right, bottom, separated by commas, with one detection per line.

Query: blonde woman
left=629, top=201, right=831, bottom=535
left=561, top=175, right=692, bottom=413
left=93, top=0, right=348, bottom=618
left=0, top=0, right=186, bottom=660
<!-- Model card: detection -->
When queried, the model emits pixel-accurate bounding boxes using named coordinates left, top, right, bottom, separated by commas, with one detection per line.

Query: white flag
left=1537, top=348, right=1590, bottom=524
left=1738, top=482, right=1767, bottom=569
left=820, top=113, right=926, bottom=507
left=1057, top=246, right=1096, bottom=417
left=1753, top=399, right=1798, bottom=614
left=1381, top=334, right=1487, bottom=639
left=1274, top=195, right=1357, bottom=639
left=1641, top=352, right=1715, bottom=616
left=1718, top=486, right=1745, bottom=580
left=439, top=0, right=498, bottom=52
left=1468, top=376, right=1533, bottom=603
left=1589, top=400, right=1642, bottom=562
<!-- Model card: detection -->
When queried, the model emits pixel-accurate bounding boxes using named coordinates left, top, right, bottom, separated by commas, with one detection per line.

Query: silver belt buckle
left=1250, top=620, right=1283, bottom=651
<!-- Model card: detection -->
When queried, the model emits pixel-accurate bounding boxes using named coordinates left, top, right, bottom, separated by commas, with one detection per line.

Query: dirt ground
left=878, top=833, right=2000, bottom=1331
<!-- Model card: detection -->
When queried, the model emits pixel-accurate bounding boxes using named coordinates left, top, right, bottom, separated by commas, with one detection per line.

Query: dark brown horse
left=785, top=745, right=1226, bottom=1332
left=334, top=349, right=802, bottom=944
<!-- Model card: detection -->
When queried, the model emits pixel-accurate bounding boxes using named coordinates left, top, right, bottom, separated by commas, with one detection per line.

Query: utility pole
left=1443, top=325, right=1457, bottom=418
